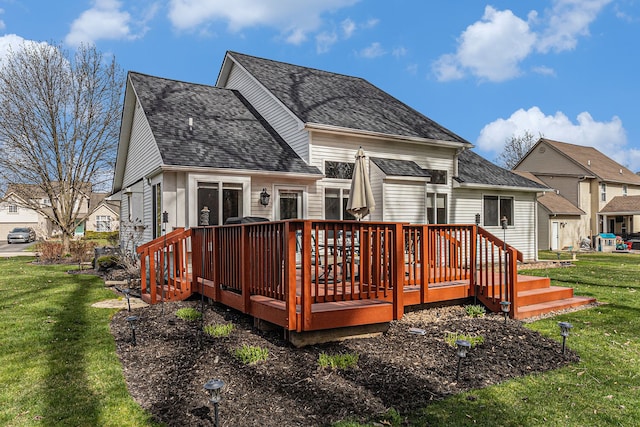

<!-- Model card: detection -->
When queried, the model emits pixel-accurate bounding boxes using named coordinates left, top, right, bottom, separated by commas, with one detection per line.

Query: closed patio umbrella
left=347, top=147, right=375, bottom=220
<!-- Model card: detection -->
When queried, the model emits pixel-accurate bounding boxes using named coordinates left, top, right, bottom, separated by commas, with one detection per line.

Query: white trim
left=274, top=184, right=307, bottom=220
left=187, top=173, right=251, bottom=227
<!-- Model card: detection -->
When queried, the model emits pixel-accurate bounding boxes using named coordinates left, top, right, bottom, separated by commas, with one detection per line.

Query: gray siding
left=122, top=100, right=163, bottom=188
left=225, top=64, right=309, bottom=161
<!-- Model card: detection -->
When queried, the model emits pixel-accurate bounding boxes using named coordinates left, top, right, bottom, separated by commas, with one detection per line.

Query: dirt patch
left=110, top=299, right=579, bottom=427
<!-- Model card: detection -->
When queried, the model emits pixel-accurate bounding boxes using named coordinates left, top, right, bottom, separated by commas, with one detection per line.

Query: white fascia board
left=454, top=181, right=547, bottom=193
left=160, top=165, right=324, bottom=180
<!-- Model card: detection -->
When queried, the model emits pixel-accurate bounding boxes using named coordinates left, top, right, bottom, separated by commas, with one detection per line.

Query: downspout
left=453, top=146, right=467, bottom=178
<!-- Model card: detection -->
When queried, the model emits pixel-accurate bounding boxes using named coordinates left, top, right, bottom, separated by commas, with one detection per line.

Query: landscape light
left=558, top=321, right=573, bottom=354
left=204, top=379, right=225, bottom=427
left=455, top=339, right=471, bottom=381
left=123, top=288, right=131, bottom=312
left=126, top=315, right=139, bottom=346
left=500, top=301, right=511, bottom=325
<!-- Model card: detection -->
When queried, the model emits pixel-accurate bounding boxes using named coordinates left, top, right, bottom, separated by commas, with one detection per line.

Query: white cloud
left=65, top=0, right=148, bottom=47
left=537, top=0, right=612, bottom=53
left=476, top=106, right=637, bottom=169
left=532, top=65, right=556, bottom=76
left=433, top=1, right=610, bottom=82
left=392, top=46, right=407, bottom=58
left=168, top=0, right=358, bottom=45
left=341, top=18, right=356, bottom=38
left=316, top=31, right=338, bottom=54
left=0, top=35, right=52, bottom=63
left=358, top=42, right=385, bottom=58
left=0, top=8, right=5, bottom=31
left=434, top=6, right=536, bottom=82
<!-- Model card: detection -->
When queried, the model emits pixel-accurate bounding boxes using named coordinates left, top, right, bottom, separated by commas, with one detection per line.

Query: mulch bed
left=110, top=296, right=579, bottom=427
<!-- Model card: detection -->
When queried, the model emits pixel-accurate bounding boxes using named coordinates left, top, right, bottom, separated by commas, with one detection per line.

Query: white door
left=551, top=221, right=559, bottom=250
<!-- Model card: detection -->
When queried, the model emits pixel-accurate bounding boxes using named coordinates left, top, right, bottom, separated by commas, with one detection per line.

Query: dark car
left=7, top=227, right=36, bottom=243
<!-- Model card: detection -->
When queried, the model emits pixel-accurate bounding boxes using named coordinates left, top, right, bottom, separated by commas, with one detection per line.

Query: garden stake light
left=500, top=301, right=511, bottom=325
left=204, top=379, right=225, bottom=427
left=126, top=315, right=139, bottom=346
left=123, top=288, right=131, bottom=312
left=559, top=321, right=573, bottom=354
left=455, top=339, right=471, bottom=381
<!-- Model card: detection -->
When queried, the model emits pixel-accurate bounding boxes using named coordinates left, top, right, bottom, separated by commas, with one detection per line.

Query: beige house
left=514, top=138, right=640, bottom=249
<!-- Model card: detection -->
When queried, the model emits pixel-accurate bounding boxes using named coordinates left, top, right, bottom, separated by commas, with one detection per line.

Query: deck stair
left=513, top=275, right=595, bottom=319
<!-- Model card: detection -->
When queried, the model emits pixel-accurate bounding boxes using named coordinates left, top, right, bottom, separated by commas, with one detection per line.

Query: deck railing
left=138, top=220, right=522, bottom=323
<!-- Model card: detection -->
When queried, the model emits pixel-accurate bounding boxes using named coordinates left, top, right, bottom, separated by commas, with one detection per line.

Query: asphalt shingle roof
left=129, top=72, right=321, bottom=175
left=600, top=195, right=640, bottom=214
left=457, top=150, right=548, bottom=189
left=226, top=51, right=470, bottom=144
left=370, top=157, right=431, bottom=178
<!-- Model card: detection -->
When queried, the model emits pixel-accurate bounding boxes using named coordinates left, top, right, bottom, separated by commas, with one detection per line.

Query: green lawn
left=411, top=251, right=640, bottom=427
left=0, top=257, right=157, bottom=427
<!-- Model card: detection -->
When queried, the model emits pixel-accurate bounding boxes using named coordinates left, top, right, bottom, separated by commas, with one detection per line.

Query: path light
left=204, top=379, right=225, bottom=427
left=126, top=315, right=139, bottom=346
left=500, top=301, right=511, bottom=325
left=558, top=321, right=573, bottom=354
left=123, top=288, right=131, bottom=312
left=455, top=339, right=471, bottom=381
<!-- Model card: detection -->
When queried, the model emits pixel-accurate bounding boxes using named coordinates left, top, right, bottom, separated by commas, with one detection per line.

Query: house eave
left=159, top=165, right=324, bottom=180
left=454, top=182, right=546, bottom=193
left=305, top=122, right=472, bottom=149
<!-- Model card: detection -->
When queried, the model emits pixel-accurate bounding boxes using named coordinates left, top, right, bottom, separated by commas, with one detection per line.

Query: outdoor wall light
left=259, top=188, right=270, bottom=206
left=455, top=339, right=471, bottom=381
left=475, top=213, right=480, bottom=226
left=500, top=301, right=511, bottom=325
left=204, top=378, right=225, bottom=427
left=126, top=315, right=139, bottom=346
left=558, top=321, right=573, bottom=354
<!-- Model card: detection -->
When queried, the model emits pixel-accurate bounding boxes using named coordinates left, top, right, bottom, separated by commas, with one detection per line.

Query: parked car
left=7, top=227, right=36, bottom=243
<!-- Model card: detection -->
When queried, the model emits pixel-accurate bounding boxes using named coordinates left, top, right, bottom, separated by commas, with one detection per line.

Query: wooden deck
left=137, top=220, right=595, bottom=339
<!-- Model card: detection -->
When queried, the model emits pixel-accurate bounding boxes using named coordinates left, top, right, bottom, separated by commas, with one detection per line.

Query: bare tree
left=496, top=130, right=540, bottom=169
left=0, top=42, right=123, bottom=252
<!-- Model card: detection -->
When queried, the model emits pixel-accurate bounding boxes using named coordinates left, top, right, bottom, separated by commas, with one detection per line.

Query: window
left=483, top=195, right=513, bottom=226
left=325, top=161, right=354, bottom=179
left=325, top=188, right=355, bottom=220
left=623, top=185, right=628, bottom=196
left=8, top=204, right=18, bottom=214
left=600, top=183, right=607, bottom=202
left=279, top=191, right=302, bottom=219
left=426, top=193, right=447, bottom=224
left=424, top=169, right=447, bottom=185
left=152, top=183, right=162, bottom=238
left=197, top=182, right=243, bottom=225
left=96, top=215, right=112, bottom=232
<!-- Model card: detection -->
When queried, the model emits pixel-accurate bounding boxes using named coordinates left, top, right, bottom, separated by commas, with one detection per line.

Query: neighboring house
left=514, top=138, right=640, bottom=249
left=1, top=184, right=118, bottom=239
left=112, top=51, right=546, bottom=261
left=80, top=193, right=120, bottom=234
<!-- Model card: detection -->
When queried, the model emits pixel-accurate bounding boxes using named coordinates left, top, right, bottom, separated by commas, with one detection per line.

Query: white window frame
left=274, top=185, right=307, bottom=220
left=96, top=215, right=112, bottom=232
left=8, top=204, right=18, bottom=214
left=187, top=174, right=250, bottom=227
left=482, top=195, right=514, bottom=227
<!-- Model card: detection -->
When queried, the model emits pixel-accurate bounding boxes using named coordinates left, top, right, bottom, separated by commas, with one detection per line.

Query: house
left=514, top=138, right=640, bottom=250
left=112, top=51, right=546, bottom=261
left=1, top=184, right=118, bottom=239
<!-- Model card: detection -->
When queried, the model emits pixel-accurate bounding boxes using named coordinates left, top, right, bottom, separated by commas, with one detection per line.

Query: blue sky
left=2, top=0, right=639, bottom=171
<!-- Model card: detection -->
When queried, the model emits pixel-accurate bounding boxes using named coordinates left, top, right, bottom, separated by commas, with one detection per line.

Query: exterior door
left=551, top=221, right=559, bottom=250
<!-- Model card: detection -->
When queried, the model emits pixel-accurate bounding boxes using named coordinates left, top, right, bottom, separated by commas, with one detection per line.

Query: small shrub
left=175, top=307, right=202, bottom=321
left=203, top=323, right=234, bottom=338
left=464, top=304, right=486, bottom=318
left=96, top=254, right=119, bottom=271
left=318, top=352, right=359, bottom=370
left=69, top=240, right=96, bottom=264
left=234, top=344, right=269, bottom=365
left=36, top=241, right=64, bottom=262
left=445, top=331, right=484, bottom=348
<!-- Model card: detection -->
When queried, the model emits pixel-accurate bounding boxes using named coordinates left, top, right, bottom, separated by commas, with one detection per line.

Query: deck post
left=393, top=223, right=405, bottom=320
left=300, top=221, right=313, bottom=332
left=419, top=225, right=428, bottom=303
left=508, top=247, right=518, bottom=318
left=284, top=221, right=298, bottom=331
left=470, top=225, right=477, bottom=302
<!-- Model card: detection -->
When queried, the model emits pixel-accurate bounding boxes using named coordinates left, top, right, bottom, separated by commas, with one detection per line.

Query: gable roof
left=220, top=51, right=471, bottom=146
left=370, top=157, right=431, bottom=179
left=538, top=192, right=585, bottom=216
left=128, top=72, right=321, bottom=176
left=600, top=195, right=640, bottom=214
left=523, top=138, right=640, bottom=185
left=456, top=150, right=548, bottom=191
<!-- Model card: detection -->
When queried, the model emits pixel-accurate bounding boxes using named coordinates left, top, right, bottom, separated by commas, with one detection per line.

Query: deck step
left=516, top=275, right=551, bottom=291
left=515, top=296, right=596, bottom=319
left=517, top=285, right=575, bottom=306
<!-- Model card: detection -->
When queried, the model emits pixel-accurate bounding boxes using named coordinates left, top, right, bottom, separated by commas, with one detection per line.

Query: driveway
left=0, top=240, right=37, bottom=257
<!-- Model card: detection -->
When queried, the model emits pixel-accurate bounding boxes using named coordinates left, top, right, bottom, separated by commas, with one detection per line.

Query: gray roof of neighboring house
left=538, top=192, right=585, bottom=215
left=225, top=51, right=471, bottom=145
left=456, top=150, right=548, bottom=189
left=370, top=157, right=431, bottom=178
left=129, top=72, right=321, bottom=175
